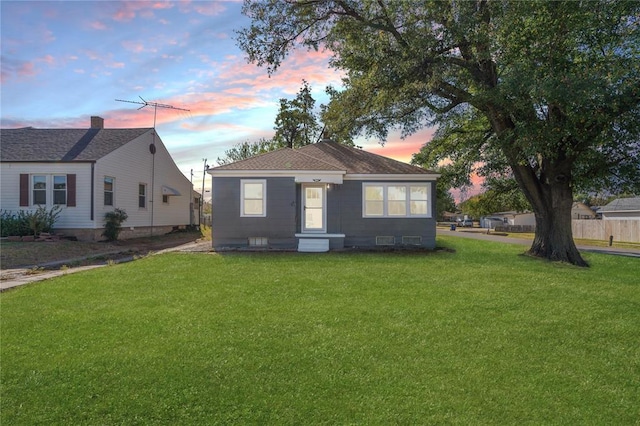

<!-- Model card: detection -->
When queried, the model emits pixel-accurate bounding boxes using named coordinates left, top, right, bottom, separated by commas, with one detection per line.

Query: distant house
left=208, top=141, right=439, bottom=252
left=0, top=116, right=192, bottom=240
left=571, top=201, right=596, bottom=220
left=481, top=202, right=598, bottom=230
left=599, top=197, right=640, bottom=220
left=481, top=211, right=536, bottom=229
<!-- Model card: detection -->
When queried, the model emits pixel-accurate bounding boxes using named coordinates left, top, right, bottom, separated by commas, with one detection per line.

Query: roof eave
left=208, top=169, right=346, bottom=177
left=344, top=173, right=440, bottom=181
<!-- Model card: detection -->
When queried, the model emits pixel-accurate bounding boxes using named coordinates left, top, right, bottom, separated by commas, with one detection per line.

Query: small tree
left=102, top=208, right=128, bottom=241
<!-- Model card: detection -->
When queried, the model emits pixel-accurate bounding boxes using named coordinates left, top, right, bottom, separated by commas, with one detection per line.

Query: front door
left=302, top=184, right=326, bottom=233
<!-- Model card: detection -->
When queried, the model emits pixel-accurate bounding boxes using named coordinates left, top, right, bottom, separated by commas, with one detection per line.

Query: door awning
left=161, top=185, right=181, bottom=196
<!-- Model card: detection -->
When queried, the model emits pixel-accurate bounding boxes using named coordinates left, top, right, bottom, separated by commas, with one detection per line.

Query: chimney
left=90, top=116, right=104, bottom=129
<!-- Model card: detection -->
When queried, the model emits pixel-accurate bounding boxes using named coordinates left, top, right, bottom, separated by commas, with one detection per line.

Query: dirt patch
left=1, top=231, right=206, bottom=270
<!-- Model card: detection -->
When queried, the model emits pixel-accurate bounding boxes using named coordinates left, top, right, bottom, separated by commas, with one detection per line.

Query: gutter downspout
left=91, top=162, right=95, bottom=222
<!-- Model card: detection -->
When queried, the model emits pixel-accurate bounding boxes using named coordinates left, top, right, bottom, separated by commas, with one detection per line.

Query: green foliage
left=102, top=208, right=128, bottom=241
left=434, top=170, right=457, bottom=220
left=0, top=211, right=31, bottom=237
left=273, top=80, right=321, bottom=148
left=0, top=206, right=62, bottom=237
left=459, top=177, right=531, bottom=217
left=216, top=138, right=277, bottom=166
left=217, top=81, right=354, bottom=165
left=1, top=243, right=638, bottom=423
left=237, top=0, right=640, bottom=265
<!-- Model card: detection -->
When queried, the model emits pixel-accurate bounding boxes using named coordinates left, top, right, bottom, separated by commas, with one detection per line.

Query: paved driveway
left=438, top=228, right=640, bottom=258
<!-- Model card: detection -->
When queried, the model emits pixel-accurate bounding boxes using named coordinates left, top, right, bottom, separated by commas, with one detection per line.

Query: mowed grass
left=1, top=237, right=638, bottom=424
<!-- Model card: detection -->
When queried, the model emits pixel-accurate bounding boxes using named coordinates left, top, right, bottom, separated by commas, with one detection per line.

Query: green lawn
left=1, top=236, right=638, bottom=424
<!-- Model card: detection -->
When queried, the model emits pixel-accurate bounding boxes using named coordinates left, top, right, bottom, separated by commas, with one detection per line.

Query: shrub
left=1, top=211, right=30, bottom=237
left=0, top=206, right=62, bottom=237
left=102, top=208, right=128, bottom=241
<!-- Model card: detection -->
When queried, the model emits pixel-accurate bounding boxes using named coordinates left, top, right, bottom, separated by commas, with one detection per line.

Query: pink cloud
left=366, top=128, right=436, bottom=163
left=215, top=56, right=342, bottom=98
left=18, top=62, right=38, bottom=78
left=112, top=3, right=137, bottom=22
left=90, top=21, right=108, bottom=30
left=151, top=1, right=175, bottom=10
left=42, top=29, right=56, bottom=44
left=122, top=40, right=145, bottom=53
left=110, top=1, right=175, bottom=22
left=38, top=55, right=55, bottom=65
left=81, top=50, right=125, bottom=69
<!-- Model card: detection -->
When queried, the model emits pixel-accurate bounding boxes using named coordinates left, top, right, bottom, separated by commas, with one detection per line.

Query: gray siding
left=333, top=181, right=437, bottom=249
left=212, top=177, right=437, bottom=250
left=212, top=177, right=297, bottom=249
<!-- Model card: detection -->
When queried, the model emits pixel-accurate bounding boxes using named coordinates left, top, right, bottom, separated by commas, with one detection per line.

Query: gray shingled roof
left=211, top=141, right=435, bottom=174
left=0, top=127, right=152, bottom=162
left=299, top=142, right=434, bottom=174
left=599, top=197, right=640, bottom=212
left=212, top=146, right=344, bottom=171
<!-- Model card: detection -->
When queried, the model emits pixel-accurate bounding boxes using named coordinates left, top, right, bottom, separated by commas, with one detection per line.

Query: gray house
left=208, top=141, right=439, bottom=252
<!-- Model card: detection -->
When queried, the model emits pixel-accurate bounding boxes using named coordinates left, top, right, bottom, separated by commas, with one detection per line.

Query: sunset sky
left=1, top=1, right=476, bottom=197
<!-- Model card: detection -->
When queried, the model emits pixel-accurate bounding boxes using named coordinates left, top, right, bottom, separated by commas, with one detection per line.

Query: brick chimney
left=90, top=116, right=104, bottom=129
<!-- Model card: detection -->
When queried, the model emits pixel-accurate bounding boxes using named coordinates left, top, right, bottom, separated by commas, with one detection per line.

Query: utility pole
left=190, top=169, right=194, bottom=227
left=201, top=158, right=208, bottom=228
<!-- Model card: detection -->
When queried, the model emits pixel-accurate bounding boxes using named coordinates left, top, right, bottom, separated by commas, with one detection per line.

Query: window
left=21, top=174, right=76, bottom=207
left=363, top=183, right=431, bottom=218
left=138, top=184, right=147, bottom=209
left=32, top=175, right=46, bottom=205
left=162, top=195, right=169, bottom=204
left=53, top=175, right=67, bottom=205
left=104, top=177, right=114, bottom=206
left=241, top=179, right=266, bottom=217
left=410, top=186, right=428, bottom=215
left=387, top=186, right=407, bottom=216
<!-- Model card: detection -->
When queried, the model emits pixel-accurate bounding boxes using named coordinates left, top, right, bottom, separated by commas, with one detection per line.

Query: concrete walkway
left=438, top=229, right=640, bottom=258
left=0, top=240, right=212, bottom=292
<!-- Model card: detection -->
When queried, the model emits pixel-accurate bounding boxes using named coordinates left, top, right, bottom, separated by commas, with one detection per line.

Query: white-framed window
left=52, top=175, right=67, bottom=205
left=21, top=174, right=75, bottom=208
left=138, top=184, right=147, bottom=209
left=104, top=177, right=114, bottom=206
left=363, top=183, right=431, bottom=218
left=241, top=179, right=266, bottom=217
left=32, top=175, right=47, bottom=205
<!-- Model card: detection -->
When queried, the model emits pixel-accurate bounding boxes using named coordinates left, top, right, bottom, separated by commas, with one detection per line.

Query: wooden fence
left=572, top=219, right=640, bottom=243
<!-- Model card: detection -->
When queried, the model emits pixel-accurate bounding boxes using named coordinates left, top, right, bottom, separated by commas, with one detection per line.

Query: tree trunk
left=528, top=189, right=588, bottom=267
left=511, top=161, right=589, bottom=267
left=486, top=109, right=588, bottom=267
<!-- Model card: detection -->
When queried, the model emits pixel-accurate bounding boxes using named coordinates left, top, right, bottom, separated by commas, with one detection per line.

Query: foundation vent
left=376, top=236, right=395, bottom=246
left=402, top=236, right=422, bottom=245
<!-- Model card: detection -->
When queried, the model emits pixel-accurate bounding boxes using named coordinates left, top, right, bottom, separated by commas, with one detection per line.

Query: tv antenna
left=115, top=96, right=191, bottom=237
left=115, top=96, right=190, bottom=128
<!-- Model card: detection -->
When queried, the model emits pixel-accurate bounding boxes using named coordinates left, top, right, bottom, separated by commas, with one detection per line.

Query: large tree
left=218, top=81, right=355, bottom=165
left=273, top=80, right=321, bottom=148
left=237, top=0, right=640, bottom=266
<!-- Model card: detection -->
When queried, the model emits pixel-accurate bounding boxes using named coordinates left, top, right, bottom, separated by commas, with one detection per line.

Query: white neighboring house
left=481, top=211, right=536, bottom=229
left=571, top=201, right=597, bottom=220
left=599, top=197, right=640, bottom=220
left=0, top=116, right=193, bottom=240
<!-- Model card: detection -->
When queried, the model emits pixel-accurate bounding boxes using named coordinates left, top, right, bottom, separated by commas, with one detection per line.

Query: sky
left=1, top=0, right=470, bottom=198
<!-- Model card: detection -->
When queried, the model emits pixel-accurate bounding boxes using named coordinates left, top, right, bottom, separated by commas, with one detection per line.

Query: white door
left=302, top=184, right=326, bottom=233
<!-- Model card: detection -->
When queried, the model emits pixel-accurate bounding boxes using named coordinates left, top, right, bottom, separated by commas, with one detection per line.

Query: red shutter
left=19, top=174, right=29, bottom=206
left=67, top=174, right=76, bottom=207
